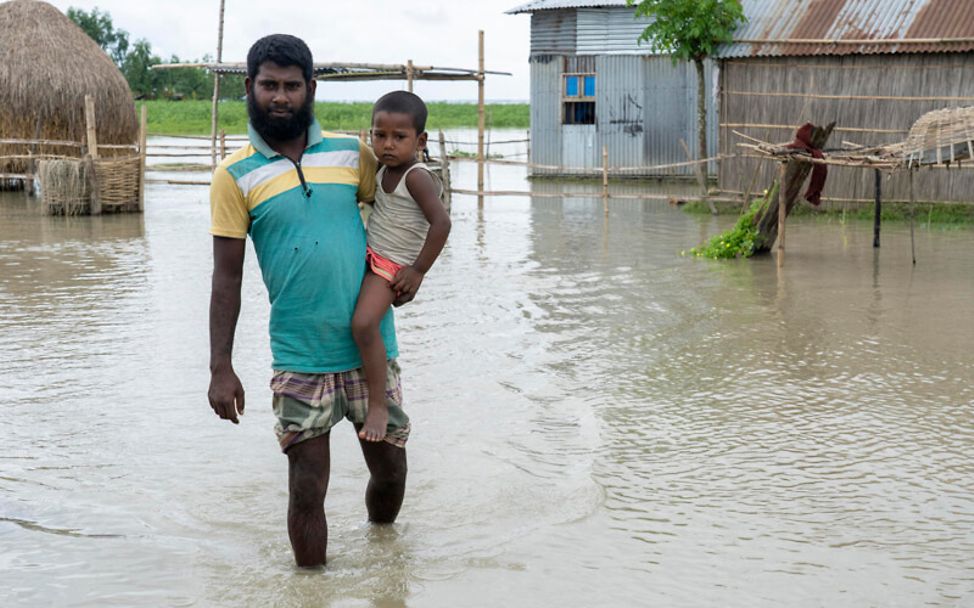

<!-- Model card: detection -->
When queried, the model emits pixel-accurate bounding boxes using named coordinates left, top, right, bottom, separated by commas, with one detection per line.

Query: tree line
left=67, top=6, right=245, bottom=101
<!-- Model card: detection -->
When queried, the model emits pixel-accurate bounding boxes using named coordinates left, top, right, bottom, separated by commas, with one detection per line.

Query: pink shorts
left=366, top=246, right=403, bottom=282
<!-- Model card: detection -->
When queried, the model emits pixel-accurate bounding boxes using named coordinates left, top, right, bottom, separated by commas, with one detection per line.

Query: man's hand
left=390, top=265, right=424, bottom=306
left=208, top=367, right=246, bottom=424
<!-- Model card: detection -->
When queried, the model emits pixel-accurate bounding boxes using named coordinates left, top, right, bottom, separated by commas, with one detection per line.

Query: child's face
left=371, top=111, right=427, bottom=168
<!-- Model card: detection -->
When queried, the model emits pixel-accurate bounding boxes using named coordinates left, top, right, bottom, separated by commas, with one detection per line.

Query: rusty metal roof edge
left=719, top=0, right=974, bottom=59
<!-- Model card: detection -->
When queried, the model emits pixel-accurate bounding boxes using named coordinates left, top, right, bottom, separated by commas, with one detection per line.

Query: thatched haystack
left=0, top=0, right=138, bottom=177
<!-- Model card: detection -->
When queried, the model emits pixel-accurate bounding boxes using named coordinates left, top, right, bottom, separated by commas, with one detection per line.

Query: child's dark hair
left=246, top=34, right=313, bottom=83
left=372, top=91, right=428, bottom=133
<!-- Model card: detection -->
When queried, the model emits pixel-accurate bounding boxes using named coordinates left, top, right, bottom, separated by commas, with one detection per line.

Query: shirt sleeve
left=210, top=164, right=249, bottom=239
left=357, top=139, right=378, bottom=204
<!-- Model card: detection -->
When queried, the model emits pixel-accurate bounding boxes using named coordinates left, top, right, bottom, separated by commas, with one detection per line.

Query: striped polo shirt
left=210, top=118, right=397, bottom=373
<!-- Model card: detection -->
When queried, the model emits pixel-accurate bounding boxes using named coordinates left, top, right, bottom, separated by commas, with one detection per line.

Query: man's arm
left=208, top=236, right=247, bottom=424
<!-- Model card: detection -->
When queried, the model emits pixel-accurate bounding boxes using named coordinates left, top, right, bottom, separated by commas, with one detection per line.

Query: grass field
left=137, top=100, right=529, bottom=136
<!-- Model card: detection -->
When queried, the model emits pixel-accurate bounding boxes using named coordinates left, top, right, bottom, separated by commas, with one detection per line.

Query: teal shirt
left=211, top=119, right=397, bottom=372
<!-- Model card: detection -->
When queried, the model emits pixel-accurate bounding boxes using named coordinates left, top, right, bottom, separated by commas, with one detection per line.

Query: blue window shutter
left=565, top=76, right=579, bottom=97
left=583, top=75, right=595, bottom=97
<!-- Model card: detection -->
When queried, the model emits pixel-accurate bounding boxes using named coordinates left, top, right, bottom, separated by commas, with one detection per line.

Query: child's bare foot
left=359, top=403, right=388, bottom=442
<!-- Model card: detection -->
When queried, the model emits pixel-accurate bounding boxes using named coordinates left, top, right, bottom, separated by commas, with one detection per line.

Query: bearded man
left=207, top=34, right=410, bottom=567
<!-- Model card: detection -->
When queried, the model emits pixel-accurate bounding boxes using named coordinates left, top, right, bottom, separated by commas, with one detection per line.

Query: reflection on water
left=1, top=131, right=973, bottom=607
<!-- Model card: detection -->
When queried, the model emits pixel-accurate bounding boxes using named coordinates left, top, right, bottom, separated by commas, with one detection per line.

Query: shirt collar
left=247, top=117, right=323, bottom=159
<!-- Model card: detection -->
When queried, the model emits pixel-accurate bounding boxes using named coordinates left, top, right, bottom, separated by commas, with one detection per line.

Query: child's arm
left=390, top=168, right=451, bottom=304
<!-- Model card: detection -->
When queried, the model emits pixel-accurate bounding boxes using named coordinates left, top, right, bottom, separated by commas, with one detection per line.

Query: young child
left=353, top=91, right=451, bottom=442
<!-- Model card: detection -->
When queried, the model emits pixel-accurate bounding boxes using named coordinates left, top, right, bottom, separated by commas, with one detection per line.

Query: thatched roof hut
left=0, top=0, right=138, bottom=174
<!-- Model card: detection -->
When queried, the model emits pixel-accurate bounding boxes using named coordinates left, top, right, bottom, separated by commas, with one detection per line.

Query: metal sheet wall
left=596, top=55, right=645, bottom=172
left=530, top=10, right=576, bottom=55
left=527, top=8, right=719, bottom=177
left=529, top=55, right=563, bottom=174
left=576, top=8, right=653, bottom=55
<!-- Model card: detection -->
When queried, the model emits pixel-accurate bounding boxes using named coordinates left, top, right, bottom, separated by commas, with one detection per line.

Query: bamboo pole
left=477, top=30, right=485, bottom=207
left=210, top=0, right=226, bottom=171
left=724, top=90, right=974, bottom=103
left=438, top=130, right=452, bottom=212
left=721, top=122, right=908, bottom=135
left=602, top=144, right=609, bottom=215
left=873, top=169, right=882, bottom=248
left=139, top=104, right=147, bottom=212
left=84, top=95, right=99, bottom=159
left=406, top=59, right=414, bottom=93
left=0, top=138, right=83, bottom=147
left=84, top=94, right=101, bottom=215
left=26, top=117, right=40, bottom=196
left=909, top=171, right=917, bottom=265
left=777, top=162, right=787, bottom=267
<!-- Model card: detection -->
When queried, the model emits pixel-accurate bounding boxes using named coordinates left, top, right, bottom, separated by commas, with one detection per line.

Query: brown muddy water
left=1, top=131, right=973, bottom=607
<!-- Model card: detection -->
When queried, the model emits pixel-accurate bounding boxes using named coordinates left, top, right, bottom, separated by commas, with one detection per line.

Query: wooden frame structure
left=735, top=106, right=974, bottom=265
left=154, top=28, right=509, bottom=206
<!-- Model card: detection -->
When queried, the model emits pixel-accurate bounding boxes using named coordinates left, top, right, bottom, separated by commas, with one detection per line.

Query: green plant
left=688, top=198, right=762, bottom=259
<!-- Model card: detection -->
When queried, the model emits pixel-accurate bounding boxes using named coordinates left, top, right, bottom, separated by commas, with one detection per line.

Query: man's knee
left=287, top=445, right=329, bottom=511
left=289, top=468, right=326, bottom=511
left=370, top=450, right=407, bottom=488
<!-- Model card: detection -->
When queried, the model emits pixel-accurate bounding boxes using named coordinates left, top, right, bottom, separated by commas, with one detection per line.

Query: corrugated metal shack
left=506, top=0, right=719, bottom=178
left=718, top=0, right=974, bottom=204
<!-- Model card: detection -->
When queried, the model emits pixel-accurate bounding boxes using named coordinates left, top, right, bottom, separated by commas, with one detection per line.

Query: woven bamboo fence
left=719, top=53, right=974, bottom=204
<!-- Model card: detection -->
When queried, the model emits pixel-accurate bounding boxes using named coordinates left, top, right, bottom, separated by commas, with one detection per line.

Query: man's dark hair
left=372, top=91, right=428, bottom=133
left=246, top=34, right=314, bottom=83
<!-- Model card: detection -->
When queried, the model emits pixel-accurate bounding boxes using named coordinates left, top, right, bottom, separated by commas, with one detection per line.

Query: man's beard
left=248, top=90, right=315, bottom=142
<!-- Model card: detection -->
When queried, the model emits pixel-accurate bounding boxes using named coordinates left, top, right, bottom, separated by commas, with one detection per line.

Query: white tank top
left=367, top=163, right=444, bottom=266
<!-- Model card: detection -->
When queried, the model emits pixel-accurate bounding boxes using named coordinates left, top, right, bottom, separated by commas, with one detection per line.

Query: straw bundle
left=37, top=158, right=91, bottom=215
left=0, top=0, right=138, bottom=174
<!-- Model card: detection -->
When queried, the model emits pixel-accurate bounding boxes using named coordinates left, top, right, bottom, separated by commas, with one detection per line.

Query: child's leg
left=351, top=271, right=397, bottom=442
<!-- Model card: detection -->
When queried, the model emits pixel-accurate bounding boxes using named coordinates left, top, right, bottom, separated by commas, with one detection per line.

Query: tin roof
left=505, top=0, right=628, bottom=15
left=721, top=0, right=974, bottom=58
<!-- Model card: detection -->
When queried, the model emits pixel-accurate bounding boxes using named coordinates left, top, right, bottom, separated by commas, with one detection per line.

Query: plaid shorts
left=270, top=359, right=409, bottom=452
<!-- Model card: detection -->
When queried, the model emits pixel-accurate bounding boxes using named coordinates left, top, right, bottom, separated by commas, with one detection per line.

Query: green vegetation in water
left=449, top=149, right=505, bottom=159
left=682, top=197, right=974, bottom=225
left=137, top=100, right=530, bottom=136
left=686, top=198, right=763, bottom=260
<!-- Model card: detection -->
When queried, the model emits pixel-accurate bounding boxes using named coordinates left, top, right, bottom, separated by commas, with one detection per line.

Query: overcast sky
left=46, top=0, right=532, bottom=102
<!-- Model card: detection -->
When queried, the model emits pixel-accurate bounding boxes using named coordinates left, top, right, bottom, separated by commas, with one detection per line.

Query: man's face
left=246, top=62, right=316, bottom=142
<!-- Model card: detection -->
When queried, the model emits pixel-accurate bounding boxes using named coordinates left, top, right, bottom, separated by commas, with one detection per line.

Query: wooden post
left=477, top=30, right=485, bottom=208
left=138, top=104, right=147, bottom=212
left=438, top=130, right=452, bottom=213
left=406, top=59, right=414, bottom=93
left=359, top=129, right=367, bottom=145
left=210, top=0, right=226, bottom=171
left=873, top=169, right=881, bottom=248
left=84, top=94, right=101, bottom=215
left=776, top=162, right=786, bottom=266
left=220, top=129, right=227, bottom=160
left=909, top=170, right=917, bottom=265
left=602, top=144, right=609, bottom=215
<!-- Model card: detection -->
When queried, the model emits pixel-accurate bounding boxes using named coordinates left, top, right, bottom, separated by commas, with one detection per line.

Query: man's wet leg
left=287, top=433, right=330, bottom=567
left=357, top=435, right=407, bottom=523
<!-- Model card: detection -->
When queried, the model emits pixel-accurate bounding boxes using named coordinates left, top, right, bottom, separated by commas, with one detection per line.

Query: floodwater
left=1, top=130, right=973, bottom=607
